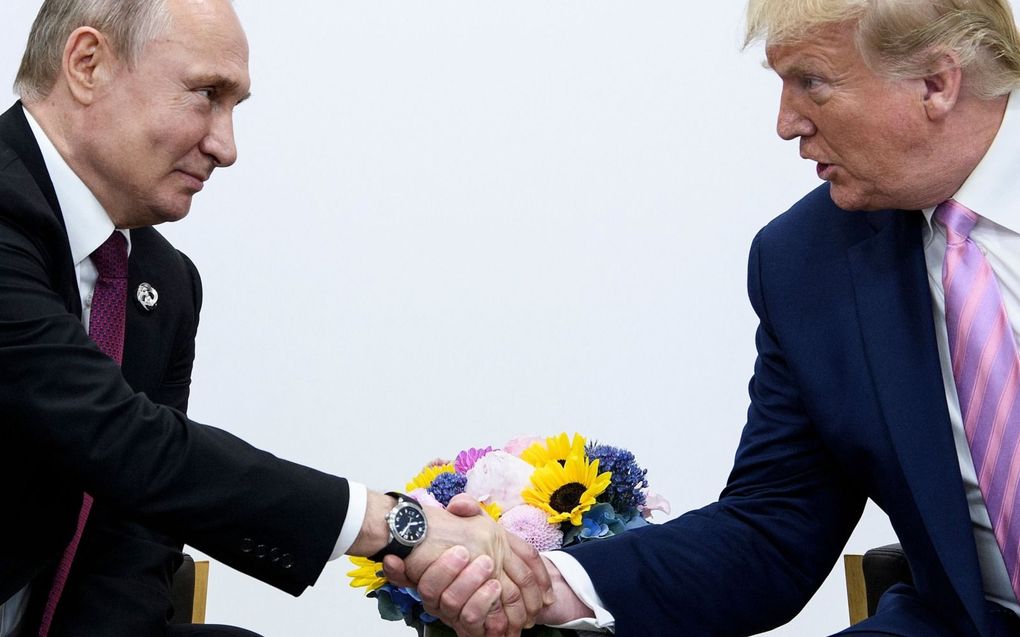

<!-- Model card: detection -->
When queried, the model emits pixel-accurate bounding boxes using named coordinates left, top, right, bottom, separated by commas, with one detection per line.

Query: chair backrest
left=845, top=543, right=912, bottom=624
left=170, top=553, right=210, bottom=624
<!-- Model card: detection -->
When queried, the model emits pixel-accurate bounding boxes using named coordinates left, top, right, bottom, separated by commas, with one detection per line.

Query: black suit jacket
left=567, top=185, right=1001, bottom=636
left=0, top=102, right=351, bottom=634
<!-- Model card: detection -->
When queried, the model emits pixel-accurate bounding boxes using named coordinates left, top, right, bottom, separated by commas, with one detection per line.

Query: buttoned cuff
left=330, top=481, right=367, bottom=560
left=542, top=550, right=616, bottom=632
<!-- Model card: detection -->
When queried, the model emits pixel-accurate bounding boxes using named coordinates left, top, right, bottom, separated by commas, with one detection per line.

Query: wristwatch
left=369, top=492, right=429, bottom=562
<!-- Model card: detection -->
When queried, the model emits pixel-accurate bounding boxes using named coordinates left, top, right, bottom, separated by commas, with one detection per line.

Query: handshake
left=350, top=490, right=591, bottom=637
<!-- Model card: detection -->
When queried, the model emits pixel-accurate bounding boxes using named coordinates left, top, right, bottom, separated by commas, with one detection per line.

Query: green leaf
left=375, top=593, right=406, bottom=622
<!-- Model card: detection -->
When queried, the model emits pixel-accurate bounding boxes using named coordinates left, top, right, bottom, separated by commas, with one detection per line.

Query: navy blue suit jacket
left=567, top=185, right=993, bottom=636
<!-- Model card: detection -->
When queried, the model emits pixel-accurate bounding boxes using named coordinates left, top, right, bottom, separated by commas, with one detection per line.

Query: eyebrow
left=195, top=74, right=252, bottom=103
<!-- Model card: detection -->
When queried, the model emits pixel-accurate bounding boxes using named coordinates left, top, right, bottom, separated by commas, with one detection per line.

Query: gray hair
left=745, top=0, right=1020, bottom=99
left=15, top=0, right=172, bottom=102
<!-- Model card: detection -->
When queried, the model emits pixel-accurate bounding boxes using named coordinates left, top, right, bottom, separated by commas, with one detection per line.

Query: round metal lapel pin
left=135, top=282, right=159, bottom=311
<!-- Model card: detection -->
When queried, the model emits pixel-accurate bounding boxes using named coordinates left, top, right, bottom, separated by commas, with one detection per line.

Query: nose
left=776, top=88, right=815, bottom=141
left=201, top=110, right=238, bottom=168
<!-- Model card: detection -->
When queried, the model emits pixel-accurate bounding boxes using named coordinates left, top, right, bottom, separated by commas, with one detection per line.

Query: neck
left=23, top=98, right=128, bottom=228
left=924, top=93, right=1009, bottom=207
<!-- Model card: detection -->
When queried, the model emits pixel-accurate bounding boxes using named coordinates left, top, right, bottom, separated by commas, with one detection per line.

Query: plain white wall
left=0, top=2, right=898, bottom=635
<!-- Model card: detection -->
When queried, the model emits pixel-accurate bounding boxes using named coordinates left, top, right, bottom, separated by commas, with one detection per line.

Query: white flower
left=464, top=450, right=534, bottom=511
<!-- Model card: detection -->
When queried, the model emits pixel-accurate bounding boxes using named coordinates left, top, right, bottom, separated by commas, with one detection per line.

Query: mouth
left=815, top=162, right=834, bottom=180
left=177, top=169, right=210, bottom=192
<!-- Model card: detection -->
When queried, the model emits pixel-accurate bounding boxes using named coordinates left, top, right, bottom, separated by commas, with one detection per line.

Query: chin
left=828, top=185, right=877, bottom=212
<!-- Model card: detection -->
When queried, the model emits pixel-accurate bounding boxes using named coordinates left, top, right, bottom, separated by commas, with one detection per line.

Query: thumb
left=446, top=493, right=485, bottom=518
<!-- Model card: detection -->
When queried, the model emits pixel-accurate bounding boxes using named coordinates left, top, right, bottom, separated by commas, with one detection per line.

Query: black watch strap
left=368, top=492, right=421, bottom=563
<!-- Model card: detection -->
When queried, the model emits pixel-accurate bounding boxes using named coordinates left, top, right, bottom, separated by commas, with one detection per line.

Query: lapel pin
left=135, top=282, right=159, bottom=311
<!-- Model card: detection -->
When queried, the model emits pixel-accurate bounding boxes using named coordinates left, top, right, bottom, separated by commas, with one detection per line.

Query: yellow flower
left=522, top=455, right=612, bottom=526
left=347, top=556, right=387, bottom=594
left=406, top=463, right=455, bottom=492
left=481, top=501, right=502, bottom=521
left=520, top=432, right=587, bottom=467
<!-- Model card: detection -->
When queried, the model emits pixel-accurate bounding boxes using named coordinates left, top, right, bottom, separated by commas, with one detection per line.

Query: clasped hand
left=383, top=494, right=555, bottom=636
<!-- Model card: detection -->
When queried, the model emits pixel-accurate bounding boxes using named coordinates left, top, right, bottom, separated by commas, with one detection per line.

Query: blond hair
left=15, top=0, right=172, bottom=102
left=745, top=0, right=1020, bottom=98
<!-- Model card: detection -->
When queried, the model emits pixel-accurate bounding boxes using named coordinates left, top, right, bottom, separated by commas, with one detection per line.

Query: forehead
left=765, top=23, right=859, bottom=74
left=142, top=0, right=251, bottom=93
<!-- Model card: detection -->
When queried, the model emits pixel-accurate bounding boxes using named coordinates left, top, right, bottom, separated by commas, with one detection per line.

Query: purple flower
left=499, top=505, right=564, bottom=551
left=454, top=446, right=493, bottom=474
left=586, top=443, right=648, bottom=514
left=427, top=472, right=468, bottom=507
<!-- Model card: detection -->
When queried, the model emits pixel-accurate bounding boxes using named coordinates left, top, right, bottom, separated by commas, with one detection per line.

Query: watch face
left=392, top=503, right=427, bottom=545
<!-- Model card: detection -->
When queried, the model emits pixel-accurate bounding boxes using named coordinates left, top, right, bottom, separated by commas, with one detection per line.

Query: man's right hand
left=381, top=494, right=554, bottom=636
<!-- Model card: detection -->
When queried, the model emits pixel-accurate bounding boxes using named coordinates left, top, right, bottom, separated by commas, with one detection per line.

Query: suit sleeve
left=562, top=231, right=867, bottom=635
left=0, top=216, right=350, bottom=597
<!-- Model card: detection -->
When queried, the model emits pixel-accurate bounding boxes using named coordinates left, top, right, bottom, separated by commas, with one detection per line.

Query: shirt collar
left=922, top=90, right=1020, bottom=240
left=22, top=107, right=130, bottom=266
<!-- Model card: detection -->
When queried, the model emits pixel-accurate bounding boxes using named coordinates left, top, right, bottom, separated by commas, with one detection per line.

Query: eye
left=196, top=87, right=217, bottom=100
left=800, top=75, right=824, bottom=91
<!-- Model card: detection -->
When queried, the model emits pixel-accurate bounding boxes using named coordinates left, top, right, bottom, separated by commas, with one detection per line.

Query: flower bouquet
left=348, top=433, right=670, bottom=636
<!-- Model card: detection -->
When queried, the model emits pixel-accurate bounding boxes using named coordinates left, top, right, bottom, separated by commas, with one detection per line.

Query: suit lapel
left=0, top=102, right=81, bottom=318
left=848, top=210, right=988, bottom=634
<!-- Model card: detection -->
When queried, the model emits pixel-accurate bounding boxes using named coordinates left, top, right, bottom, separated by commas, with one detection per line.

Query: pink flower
left=641, top=490, right=671, bottom=520
left=499, top=505, right=564, bottom=551
left=408, top=488, right=444, bottom=509
left=502, top=435, right=544, bottom=458
left=464, top=450, right=534, bottom=510
left=454, top=447, right=493, bottom=474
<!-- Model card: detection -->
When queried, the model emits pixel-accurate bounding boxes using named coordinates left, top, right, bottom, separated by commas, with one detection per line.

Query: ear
left=921, top=51, right=963, bottom=122
left=62, top=27, right=117, bottom=106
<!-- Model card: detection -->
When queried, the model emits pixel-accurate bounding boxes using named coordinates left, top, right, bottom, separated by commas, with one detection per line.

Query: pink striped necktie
left=38, top=231, right=128, bottom=637
left=938, top=199, right=1020, bottom=601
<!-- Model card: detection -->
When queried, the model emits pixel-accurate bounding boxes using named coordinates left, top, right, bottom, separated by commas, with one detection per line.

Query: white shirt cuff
left=329, top=481, right=367, bottom=560
left=542, top=550, right=616, bottom=632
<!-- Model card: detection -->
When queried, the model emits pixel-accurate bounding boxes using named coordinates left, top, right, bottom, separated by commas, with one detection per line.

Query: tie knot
left=90, top=231, right=128, bottom=279
left=935, top=199, right=978, bottom=243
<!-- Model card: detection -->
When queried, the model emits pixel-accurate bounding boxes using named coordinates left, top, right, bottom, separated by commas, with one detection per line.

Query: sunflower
left=520, top=432, right=587, bottom=467
left=481, top=500, right=503, bottom=521
left=406, top=463, right=455, bottom=492
left=522, top=455, right=612, bottom=526
left=346, top=556, right=387, bottom=594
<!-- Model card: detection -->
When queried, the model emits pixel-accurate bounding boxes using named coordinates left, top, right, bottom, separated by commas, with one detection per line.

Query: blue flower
left=374, top=585, right=438, bottom=624
left=565, top=503, right=628, bottom=544
left=586, top=443, right=648, bottom=514
left=428, top=472, right=468, bottom=507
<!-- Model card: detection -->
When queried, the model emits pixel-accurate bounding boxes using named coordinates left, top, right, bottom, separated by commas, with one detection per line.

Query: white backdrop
left=0, top=2, right=898, bottom=635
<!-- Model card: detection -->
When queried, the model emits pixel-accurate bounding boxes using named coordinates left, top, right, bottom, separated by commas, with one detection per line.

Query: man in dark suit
left=400, top=1, right=1020, bottom=635
left=0, top=1, right=549, bottom=635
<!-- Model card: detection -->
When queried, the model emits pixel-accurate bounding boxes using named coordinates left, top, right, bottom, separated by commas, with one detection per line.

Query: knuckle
left=439, top=590, right=462, bottom=614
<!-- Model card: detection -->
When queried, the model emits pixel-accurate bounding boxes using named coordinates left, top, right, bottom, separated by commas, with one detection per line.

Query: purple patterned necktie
left=38, top=231, right=128, bottom=637
left=938, top=199, right=1020, bottom=600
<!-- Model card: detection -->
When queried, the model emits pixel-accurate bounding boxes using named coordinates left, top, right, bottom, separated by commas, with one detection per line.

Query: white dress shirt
left=920, top=91, right=1020, bottom=614
left=548, top=91, right=1020, bottom=630
left=0, top=108, right=367, bottom=636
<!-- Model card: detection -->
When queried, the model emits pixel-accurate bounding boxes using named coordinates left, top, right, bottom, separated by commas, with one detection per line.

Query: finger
left=416, top=546, right=471, bottom=615
left=507, top=533, right=554, bottom=605
left=447, top=493, right=484, bottom=517
left=496, top=574, right=528, bottom=633
left=483, top=594, right=510, bottom=637
left=381, top=555, right=413, bottom=588
left=437, top=555, right=496, bottom=620
left=503, top=535, right=547, bottom=616
left=456, top=579, right=504, bottom=637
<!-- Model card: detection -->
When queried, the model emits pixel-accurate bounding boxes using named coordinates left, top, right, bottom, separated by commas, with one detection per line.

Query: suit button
left=240, top=538, right=255, bottom=553
left=270, top=547, right=281, bottom=562
left=255, top=544, right=268, bottom=558
left=280, top=553, right=295, bottom=569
